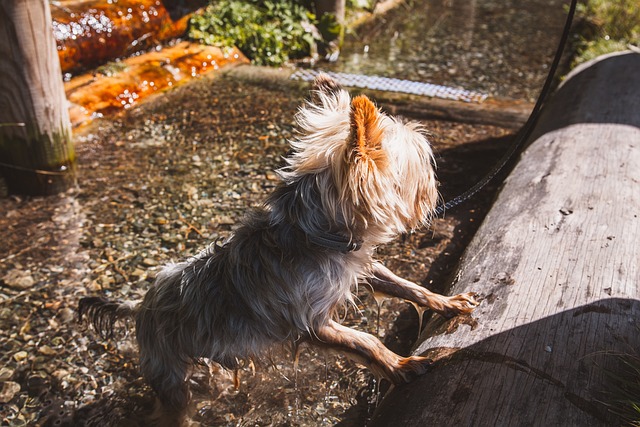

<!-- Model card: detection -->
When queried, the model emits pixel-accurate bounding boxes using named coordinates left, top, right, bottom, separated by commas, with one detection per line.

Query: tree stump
left=371, top=51, right=640, bottom=426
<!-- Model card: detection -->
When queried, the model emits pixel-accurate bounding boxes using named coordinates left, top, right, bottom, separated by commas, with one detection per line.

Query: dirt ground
left=0, top=71, right=513, bottom=426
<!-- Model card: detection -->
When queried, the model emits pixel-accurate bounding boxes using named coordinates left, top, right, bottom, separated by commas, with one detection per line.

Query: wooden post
left=0, top=0, right=76, bottom=196
left=370, top=51, right=640, bottom=426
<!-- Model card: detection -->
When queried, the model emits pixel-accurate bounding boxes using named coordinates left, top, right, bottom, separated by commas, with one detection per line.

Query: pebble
left=38, top=345, right=57, bottom=356
left=52, top=369, right=70, bottom=381
left=2, top=269, right=35, bottom=290
left=97, top=275, right=115, bottom=289
left=0, top=367, right=14, bottom=381
left=0, top=381, right=21, bottom=403
left=13, top=351, right=28, bottom=362
left=215, top=216, right=235, bottom=226
left=130, top=268, right=147, bottom=280
left=58, top=308, right=75, bottom=323
left=265, top=170, right=279, bottom=181
left=141, top=258, right=158, bottom=267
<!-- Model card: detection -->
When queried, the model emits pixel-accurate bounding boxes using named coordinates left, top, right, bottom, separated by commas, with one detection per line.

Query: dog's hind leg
left=367, top=262, right=478, bottom=318
left=312, top=320, right=432, bottom=384
left=140, top=350, right=191, bottom=425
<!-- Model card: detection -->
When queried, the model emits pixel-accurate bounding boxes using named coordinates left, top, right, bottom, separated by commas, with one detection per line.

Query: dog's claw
left=392, top=355, right=433, bottom=384
left=438, top=292, right=479, bottom=319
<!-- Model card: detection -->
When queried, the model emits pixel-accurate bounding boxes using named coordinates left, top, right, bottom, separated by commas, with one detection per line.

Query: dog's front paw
left=390, top=355, right=433, bottom=384
left=438, top=292, right=479, bottom=319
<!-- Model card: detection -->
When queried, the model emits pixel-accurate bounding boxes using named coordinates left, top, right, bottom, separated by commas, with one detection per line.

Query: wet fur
left=79, top=74, right=478, bottom=420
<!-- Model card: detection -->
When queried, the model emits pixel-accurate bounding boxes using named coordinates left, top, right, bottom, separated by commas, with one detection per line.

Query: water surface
left=330, top=0, right=570, bottom=101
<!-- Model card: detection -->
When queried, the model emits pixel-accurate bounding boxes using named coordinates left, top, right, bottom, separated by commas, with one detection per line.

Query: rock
left=58, top=308, right=75, bottom=323
left=141, top=258, right=158, bottom=267
left=96, top=274, right=115, bottom=289
left=154, top=217, right=168, bottom=225
left=2, top=269, right=35, bottom=290
left=13, top=351, right=28, bottom=362
left=265, top=170, right=279, bottom=181
left=52, top=369, right=70, bottom=381
left=0, top=381, right=20, bottom=403
left=38, top=345, right=57, bottom=356
left=0, top=367, right=14, bottom=382
left=130, top=268, right=147, bottom=280
left=214, top=216, right=235, bottom=226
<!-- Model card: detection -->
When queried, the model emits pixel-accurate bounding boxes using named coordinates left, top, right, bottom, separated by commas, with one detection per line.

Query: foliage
left=572, top=0, right=639, bottom=65
left=189, top=0, right=321, bottom=66
left=317, top=9, right=342, bottom=41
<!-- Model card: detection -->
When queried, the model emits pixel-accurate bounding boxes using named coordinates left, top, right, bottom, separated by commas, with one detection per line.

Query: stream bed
left=331, top=0, right=570, bottom=101
left=0, top=0, right=572, bottom=425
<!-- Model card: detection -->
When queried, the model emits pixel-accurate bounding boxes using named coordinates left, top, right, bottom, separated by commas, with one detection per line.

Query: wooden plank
left=370, top=51, right=640, bottom=426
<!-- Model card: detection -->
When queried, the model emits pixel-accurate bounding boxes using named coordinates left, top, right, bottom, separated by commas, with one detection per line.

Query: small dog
left=79, top=74, right=478, bottom=421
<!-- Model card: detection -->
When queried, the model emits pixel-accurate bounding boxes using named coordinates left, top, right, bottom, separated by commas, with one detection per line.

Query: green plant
left=189, top=0, right=321, bottom=66
left=572, top=0, right=639, bottom=65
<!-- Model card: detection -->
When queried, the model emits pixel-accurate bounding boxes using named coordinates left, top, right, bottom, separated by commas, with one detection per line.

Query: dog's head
left=279, top=74, right=438, bottom=243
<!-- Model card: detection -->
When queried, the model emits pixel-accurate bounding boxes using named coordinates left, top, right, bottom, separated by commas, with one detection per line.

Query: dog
left=79, top=74, right=478, bottom=422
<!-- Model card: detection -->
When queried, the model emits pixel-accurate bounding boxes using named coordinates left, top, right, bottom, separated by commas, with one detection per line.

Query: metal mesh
left=290, top=69, right=488, bottom=103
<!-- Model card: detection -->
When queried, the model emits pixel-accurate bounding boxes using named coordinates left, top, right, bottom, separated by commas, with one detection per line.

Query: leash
left=432, top=0, right=578, bottom=217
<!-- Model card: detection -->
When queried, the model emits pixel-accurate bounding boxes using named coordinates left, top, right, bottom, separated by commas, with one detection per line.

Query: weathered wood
left=0, top=0, right=75, bottom=195
left=371, top=51, right=640, bottom=426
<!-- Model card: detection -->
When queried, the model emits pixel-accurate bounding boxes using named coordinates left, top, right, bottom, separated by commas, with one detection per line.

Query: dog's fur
left=79, top=75, right=478, bottom=421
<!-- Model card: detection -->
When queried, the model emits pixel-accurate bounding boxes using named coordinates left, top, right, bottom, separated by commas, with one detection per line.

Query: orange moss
left=65, top=42, right=249, bottom=129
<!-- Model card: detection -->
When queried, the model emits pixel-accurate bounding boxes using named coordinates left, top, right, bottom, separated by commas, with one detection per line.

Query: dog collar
left=307, top=232, right=362, bottom=253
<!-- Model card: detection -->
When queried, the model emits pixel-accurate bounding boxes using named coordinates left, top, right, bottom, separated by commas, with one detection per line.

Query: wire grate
left=290, top=69, right=488, bottom=103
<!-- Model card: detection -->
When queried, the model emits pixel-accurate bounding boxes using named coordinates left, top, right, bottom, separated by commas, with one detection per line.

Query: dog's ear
left=349, top=95, right=386, bottom=168
left=310, top=74, right=343, bottom=104
left=341, top=94, right=389, bottom=221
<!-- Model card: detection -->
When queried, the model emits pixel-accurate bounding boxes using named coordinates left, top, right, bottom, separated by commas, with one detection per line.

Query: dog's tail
left=78, top=297, right=138, bottom=339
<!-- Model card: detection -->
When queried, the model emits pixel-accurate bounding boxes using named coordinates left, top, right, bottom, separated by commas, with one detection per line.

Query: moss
left=0, top=123, right=76, bottom=195
left=572, top=0, right=639, bottom=66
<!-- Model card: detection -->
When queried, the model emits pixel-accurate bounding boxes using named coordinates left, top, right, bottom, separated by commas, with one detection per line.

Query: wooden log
left=370, top=50, right=640, bottom=426
left=0, top=0, right=76, bottom=196
left=51, top=0, right=197, bottom=74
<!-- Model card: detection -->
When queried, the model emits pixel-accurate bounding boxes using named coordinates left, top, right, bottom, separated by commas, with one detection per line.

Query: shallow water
left=330, top=0, right=570, bottom=101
